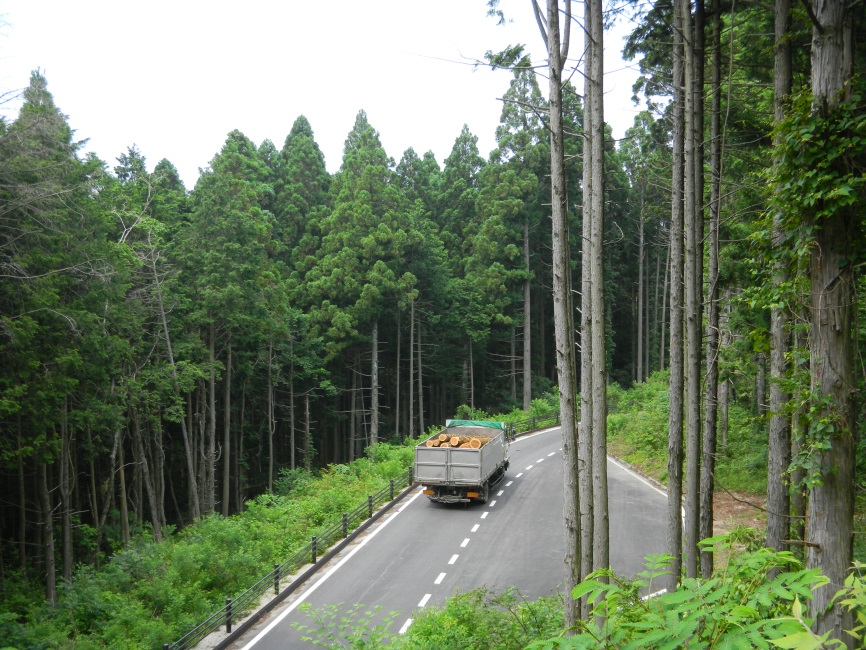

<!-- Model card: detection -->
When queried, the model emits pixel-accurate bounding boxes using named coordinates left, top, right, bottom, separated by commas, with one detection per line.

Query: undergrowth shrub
left=0, top=440, right=417, bottom=649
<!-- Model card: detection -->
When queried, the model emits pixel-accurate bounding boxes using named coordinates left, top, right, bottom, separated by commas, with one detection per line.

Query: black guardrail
left=509, top=408, right=562, bottom=438
left=164, top=467, right=415, bottom=650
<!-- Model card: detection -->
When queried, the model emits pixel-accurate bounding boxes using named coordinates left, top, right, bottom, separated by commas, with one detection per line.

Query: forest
left=1, top=0, right=865, bottom=647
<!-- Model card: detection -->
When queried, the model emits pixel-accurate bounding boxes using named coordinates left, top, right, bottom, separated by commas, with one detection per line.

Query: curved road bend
left=234, top=427, right=667, bottom=649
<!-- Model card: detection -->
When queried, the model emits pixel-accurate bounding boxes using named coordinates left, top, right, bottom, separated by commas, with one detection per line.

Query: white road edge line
left=418, top=593, right=431, bottom=607
left=607, top=456, right=668, bottom=498
left=399, top=618, right=413, bottom=634
left=241, top=489, right=423, bottom=649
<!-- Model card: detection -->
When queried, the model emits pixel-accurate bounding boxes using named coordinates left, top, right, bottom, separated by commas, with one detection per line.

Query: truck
left=414, top=420, right=510, bottom=504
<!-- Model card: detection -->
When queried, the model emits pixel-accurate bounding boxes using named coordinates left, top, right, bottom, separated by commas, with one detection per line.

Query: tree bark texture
left=766, top=0, right=792, bottom=557
left=666, top=0, right=687, bottom=592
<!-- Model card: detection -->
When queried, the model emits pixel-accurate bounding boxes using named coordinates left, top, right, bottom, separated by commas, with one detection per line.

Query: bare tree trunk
left=659, top=244, right=669, bottom=371
left=418, top=316, right=425, bottom=435
left=767, top=0, right=792, bottom=558
left=39, top=461, right=56, bottom=606
left=637, top=185, right=645, bottom=382
left=304, top=393, right=312, bottom=471
left=523, top=217, right=532, bottom=411
left=60, top=401, right=73, bottom=582
left=409, top=299, right=415, bottom=438
left=206, top=324, right=217, bottom=514
left=807, top=3, right=855, bottom=638
left=700, top=0, right=722, bottom=579
left=510, top=326, right=517, bottom=401
left=579, top=0, right=595, bottom=604
left=587, top=0, right=608, bottom=577
left=221, top=336, right=232, bottom=516
left=17, top=427, right=27, bottom=570
left=131, top=409, right=162, bottom=541
left=371, top=319, right=379, bottom=445
left=469, top=336, right=475, bottom=409
left=396, top=311, right=402, bottom=440
left=666, top=0, right=687, bottom=592
left=534, top=0, right=579, bottom=630
left=118, top=436, right=130, bottom=545
left=350, top=351, right=358, bottom=462
left=289, top=338, right=296, bottom=469
left=683, top=0, right=702, bottom=580
left=150, top=237, right=200, bottom=520
left=268, top=338, right=275, bottom=491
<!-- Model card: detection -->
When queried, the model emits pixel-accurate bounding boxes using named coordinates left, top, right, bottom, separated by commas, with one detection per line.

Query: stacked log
left=424, top=433, right=495, bottom=448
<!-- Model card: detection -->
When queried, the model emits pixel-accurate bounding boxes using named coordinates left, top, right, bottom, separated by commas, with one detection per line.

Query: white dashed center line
left=435, top=572, right=446, bottom=584
left=506, top=480, right=513, bottom=486
left=497, top=489, right=504, bottom=496
left=525, top=465, right=533, bottom=470
left=537, top=458, right=544, bottom=463
left=548, top=452, right=556, bottom=457
left=489, top=500, right=497, bottom=507
left=516, top=473, right=524, bottom=478
left=481, top=511, right=489, bottom=519
left=418, top=594, right=431, bottom=607
left=448, top=554, right=459, bottom=565
left=461, top=538, right=470, bottom=547
left=400, top=619, right=413, bottom=634
left=471, top=524, right=480, bottom=532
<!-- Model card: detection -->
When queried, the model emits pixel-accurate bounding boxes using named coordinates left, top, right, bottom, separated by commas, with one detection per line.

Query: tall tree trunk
left=289, top=337, right=296, bottom=469
left=666, top=0, right=687, bottom=592
left=510, top=326, right=517, bottom=401
left=371, top=320, right=379, bottom=444
left=579, top=0, right=595, bottom=602
left=221, top=336, right=232, bottom=516
left=60, top=401, right=73, bottom=583
left=150, top=237, right=200, bottom=520
left=523, top=217, right=532, bottom=411
left=807, top=4, right=855, bottom=640
left=206, top=324, right=217, bottom=514
left=268, top=337, right=275, bottom=491
left=535, top=0, right=579, bottom=630
left=350, top=351, right=359, bottom=462
left=396, top=311, right=402, bottom=440
left=39, top=461, right=56, bottom=607
left=659, top=244, right=669, bottom=371
left=409, top=298, right=415, bottom=438
left=131, top=409, right=162, bottom=541
left=637, top=185, right=645, bottom=382
left=766, top=0, right=792, bottom=557
left=700, top=0, right=722, bottom=579
left=304, top=393, right=312, bottom=471
left=588, top=0, right=608, bottom=577
left=118, top=436, right=130, bottom=545
left=683, top=0, right=702, bottom=580
left=418, top=316, right=425, bottom=435
left=17, top=427, right=27, bottom=571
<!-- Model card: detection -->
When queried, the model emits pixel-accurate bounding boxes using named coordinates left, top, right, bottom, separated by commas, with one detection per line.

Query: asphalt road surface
left=233, top=426, right=668, bottom=649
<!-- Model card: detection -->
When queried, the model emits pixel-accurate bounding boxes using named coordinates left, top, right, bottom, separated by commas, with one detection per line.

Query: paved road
left=234, top=427, right=668, bottom=649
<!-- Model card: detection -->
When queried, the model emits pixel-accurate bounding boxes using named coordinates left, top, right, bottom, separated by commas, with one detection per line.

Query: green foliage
left=398, top=588, right=563, bottom=650
left=293, top=602, right=400, bottom=648
left=1, top=443, right=415, bottom=648
left=529, top=530, right=829, bottom=649
left=607, top=372, right=763, bottom=492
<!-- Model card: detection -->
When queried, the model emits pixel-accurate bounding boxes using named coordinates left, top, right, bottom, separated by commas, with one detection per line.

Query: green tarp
left=444, top=420, right=506, bottom=431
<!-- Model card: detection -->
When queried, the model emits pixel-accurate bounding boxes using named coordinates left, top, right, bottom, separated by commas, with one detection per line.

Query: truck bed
left=414, top=425, right=507, bottom=486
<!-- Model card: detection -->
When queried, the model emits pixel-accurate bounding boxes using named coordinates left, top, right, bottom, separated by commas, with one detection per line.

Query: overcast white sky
left=0, top=1, right=644, bottom=189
